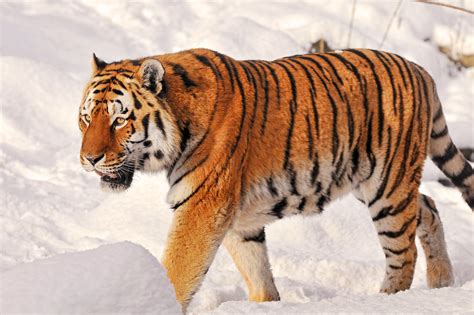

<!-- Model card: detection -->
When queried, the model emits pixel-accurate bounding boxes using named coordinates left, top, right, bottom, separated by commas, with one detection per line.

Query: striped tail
left=429, top=98, right=474, bottom=211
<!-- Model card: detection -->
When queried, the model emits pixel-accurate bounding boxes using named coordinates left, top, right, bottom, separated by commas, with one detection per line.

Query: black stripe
left=267, top=177, right=279, bottom=197
left=450, top=162, right=472, bottom=187
left=288, top=166, right=299, bottom=195
left=417, top=67, right=432, bottom=128
left=154, top=110, right=166, bottom=138
left=193, top=54, right=223, bottom=80
left=243, top=229, right=265, bottom=243
left=170, top=156, right=208, bottom=187
left=316, top=195, right=329, bottom=211
left=248, top=62, right=271, bottom=136
left=214, top=52, right=235, bottom=92
left=287, top=58, right=320, bottom=138
left=262, top=62, right=281, bottom=109
left=368, top=127, right=394, bottom=207
left=139, top=153, right=150, bottom=168
left=172, top=63, right=198, bottom=88
left=113, top=77, right=128, bottom=90
left=312, top=54, right=344, bottom=84
left=297, top=197, right=306, bottom=211
left=378, top=216, right=416, bottom=238
left=346, top=49, right=384, bottom=147
left=258, top=64, right=271, bottom=135
left=275, top=61, right=298, bottom=170
left=422, top=195, right=439, bottom=214
left=372, top=50, right=398, bottom=115
left=410, top=144, right=420, bottom=167
left=309, top=88, right=320, bottom=139
left=431, top=125, right=448, bottom=139
left=240, top=62, right=259, bottom=138
left=132, top=92, right=142, bottom=109
left=383, top=244, right=411, bottom=255
left=432, top=142, right=458, bottom=168
left=92, top=79, right=111, bottom=88
left=385, top=53, right=408, bottom=87
left=362, top=113, right=377, bottom=182
left=412, top=67, right=425, bottom=139
left=227, top=61, right=247, bottom=158
left=388, top=262, right=409, bottom=270
left=351, top=149, right=360, bottom=176
left=92, top=72, right=111, bottom=78
left=93, top=88, right=106, bottom=94
left=329, top=53, right=368, bottom=115
left=310, top=153, right=319, bottom=185
left=141, top=113, right=150, bottom=139
left=271, top=198, right=288, bottom=219
left=179, top=122, right=191, bottom=153
left=112, top=88, right=124, bottom=95
left=372, top=192, right=415, bottom=222
left=433, top=106, right=443, bottom=122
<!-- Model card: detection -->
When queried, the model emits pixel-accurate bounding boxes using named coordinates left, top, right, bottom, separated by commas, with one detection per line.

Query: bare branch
left=379, top=0, right=404, bottom=50
left=415, top=0, right=474, bottom=15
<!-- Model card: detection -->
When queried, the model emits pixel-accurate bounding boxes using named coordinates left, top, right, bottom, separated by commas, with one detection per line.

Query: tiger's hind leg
left=417, top=194, right=454, bottom=288
left=365, top=188, right=419, bottom=293
left=223, top=228, right=280, bottom=302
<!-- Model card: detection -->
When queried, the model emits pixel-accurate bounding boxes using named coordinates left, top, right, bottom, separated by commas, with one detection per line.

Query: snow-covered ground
left=1, top=1, right=473, bottom=313
left=1, top=242, right=181, bottom=314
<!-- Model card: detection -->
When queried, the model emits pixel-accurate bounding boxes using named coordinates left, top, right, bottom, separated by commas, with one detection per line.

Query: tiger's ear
left=92, top=53, right=107, bottom=72
left=138, top=59, right=165, bottom=94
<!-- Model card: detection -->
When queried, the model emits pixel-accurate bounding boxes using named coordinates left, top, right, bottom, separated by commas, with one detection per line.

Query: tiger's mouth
left=97, top=167, right=135, bottom=192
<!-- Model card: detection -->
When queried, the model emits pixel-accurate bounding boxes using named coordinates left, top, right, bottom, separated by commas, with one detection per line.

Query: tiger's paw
left=426, top=258, right=454, bottom=288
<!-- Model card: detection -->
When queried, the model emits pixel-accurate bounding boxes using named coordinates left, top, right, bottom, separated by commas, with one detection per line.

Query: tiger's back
left=79, top=48, right=473, bottom=310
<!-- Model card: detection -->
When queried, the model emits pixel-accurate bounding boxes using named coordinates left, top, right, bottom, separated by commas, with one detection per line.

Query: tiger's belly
left=233, top=166, right=354, bottom=234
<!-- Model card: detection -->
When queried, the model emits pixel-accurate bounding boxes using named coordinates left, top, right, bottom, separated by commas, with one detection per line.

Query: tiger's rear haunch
left=79, top=48, right=473, bottom=312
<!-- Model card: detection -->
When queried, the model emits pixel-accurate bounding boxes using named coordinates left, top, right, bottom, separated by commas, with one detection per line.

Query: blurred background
left=1, top=1, right=473, bottom=313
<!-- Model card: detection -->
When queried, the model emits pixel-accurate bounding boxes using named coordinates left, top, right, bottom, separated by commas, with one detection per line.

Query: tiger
left=79, top=48, right=473, bottom=312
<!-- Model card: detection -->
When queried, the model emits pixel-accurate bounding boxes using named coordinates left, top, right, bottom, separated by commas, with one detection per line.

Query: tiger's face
left=79, top=55, right=178, bottom=192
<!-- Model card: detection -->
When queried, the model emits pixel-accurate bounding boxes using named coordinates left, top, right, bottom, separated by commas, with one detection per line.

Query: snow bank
left=0, top=242, right=180, bottom=314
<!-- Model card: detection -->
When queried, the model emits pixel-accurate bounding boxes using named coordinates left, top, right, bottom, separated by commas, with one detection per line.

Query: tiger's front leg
left=162, top=192, right=235, bottom=312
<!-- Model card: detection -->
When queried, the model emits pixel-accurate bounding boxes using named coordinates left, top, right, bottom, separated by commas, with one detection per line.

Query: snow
left=0, top=242, right=180, bottom=314
left=1, top=0, right=473, bottom=314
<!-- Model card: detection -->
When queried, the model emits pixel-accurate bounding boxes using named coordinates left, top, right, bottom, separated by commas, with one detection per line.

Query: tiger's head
left=79, top=54, right=179, bottom=192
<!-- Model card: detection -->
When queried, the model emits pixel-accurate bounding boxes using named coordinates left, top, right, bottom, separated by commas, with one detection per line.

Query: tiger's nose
left=86, top=154, right=105, bottom=166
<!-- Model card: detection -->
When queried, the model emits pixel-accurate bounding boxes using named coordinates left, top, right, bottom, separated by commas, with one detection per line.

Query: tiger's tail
left=429, top=92, right=474, bottom=211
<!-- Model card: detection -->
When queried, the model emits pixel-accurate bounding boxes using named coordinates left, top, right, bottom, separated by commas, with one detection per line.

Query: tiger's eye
left=116, top=117, right=126, bottom=125
left=84, top=114, right=91, bottom=123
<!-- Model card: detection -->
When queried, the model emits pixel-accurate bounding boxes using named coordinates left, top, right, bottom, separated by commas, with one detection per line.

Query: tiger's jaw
left=97, top=167, right=135, bottom=192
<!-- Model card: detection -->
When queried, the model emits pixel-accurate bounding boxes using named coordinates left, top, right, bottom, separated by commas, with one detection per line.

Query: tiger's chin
left=99, top=168, right=135, bottom=193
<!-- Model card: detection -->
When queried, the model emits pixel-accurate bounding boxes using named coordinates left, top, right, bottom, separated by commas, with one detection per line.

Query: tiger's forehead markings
left=106, top=95, right=130, bottom=116
left=83, top=73, right=135, bottom=117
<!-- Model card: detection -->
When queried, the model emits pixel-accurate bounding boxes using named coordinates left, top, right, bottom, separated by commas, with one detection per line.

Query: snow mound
left=0, top=242, right=180, bottom=315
